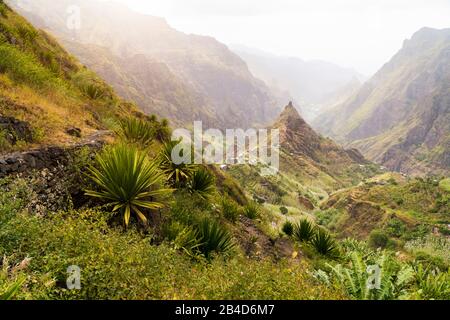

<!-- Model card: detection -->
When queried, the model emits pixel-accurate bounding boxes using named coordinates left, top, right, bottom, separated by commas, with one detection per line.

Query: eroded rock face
left=0, top=116, right=33, bottom=145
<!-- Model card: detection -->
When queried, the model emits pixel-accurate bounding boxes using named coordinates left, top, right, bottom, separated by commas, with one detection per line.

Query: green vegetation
left=159, top=140, right=195, bottom=187
left=196, top=218, right=235, bottom=259
left=242, top=202, right=261, bottom=220
left=85, top=143, right=172, bottom=226
left=282, top=221, right=294, bottom=236
left=311, top=228, right=338, bottom=257
left=293, top=219, right=315, bottom=243
left=187, top=168, right=216, bottom=201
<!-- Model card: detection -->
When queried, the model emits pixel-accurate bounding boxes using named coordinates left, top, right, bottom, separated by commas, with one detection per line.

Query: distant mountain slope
left=231, top=45, right=364, bottom=121
left=10, top=0, right=282, bottom=128
left=314, top=28, right=450, bottom=176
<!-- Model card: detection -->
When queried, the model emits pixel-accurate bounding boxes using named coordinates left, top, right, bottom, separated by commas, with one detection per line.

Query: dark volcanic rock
left=0, top=116, right=33, bottom=145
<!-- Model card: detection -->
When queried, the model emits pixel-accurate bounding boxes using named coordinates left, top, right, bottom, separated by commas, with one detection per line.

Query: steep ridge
left=314, top=28, right=450, bottom=176
left=274, top=102, right=368, bottom=168
left=10, top=0, right=282, bottom=129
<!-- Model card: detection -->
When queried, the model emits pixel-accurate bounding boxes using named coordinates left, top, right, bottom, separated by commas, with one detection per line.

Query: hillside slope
left=314, top=28, right=450, bottom=176
left=10, top=0, right=282, bottom=129
left=0, top=1, right=131, bottom=153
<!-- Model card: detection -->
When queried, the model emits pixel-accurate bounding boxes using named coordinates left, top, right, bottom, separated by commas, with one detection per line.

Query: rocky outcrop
left=0, top=130, right=110, bottom=178
left=0, top=116, right=33, bottom=145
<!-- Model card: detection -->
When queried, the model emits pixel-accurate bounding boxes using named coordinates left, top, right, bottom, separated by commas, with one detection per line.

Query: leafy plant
left=368, top=229, right=389, bottom=249
left=196, top=218, right=235, bottom=259
left=154, top=118, right=171, bottom=142
left=326, top=252, right=414, bottom=300
left=159, top=140, right=195, bottom=187
left=116, top=117, right=155, bottom=147
left=0, top=276, right=25, bottom=300
left=85, top=143, right=172, bottom=226
left=412, top=264, right=450, bottom=300
left=243, top=202, right=260, bottom=220
left=187, top=168, right=216, bottom=201
left=293, top=219, right=315, bottom=243
left=221, top=196, right=240, bottom=223
left=282, top=221, right=294, bottom=236
left=311, top=228, right=338, bottom=256
left=279, top=206, right=289, bottom=215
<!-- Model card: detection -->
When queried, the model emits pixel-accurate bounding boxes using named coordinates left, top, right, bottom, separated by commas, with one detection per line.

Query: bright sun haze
left=107, top=0, right=450, bottom=75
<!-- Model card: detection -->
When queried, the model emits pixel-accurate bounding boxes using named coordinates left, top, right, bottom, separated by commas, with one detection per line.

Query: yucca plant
left=187, top=168, right=216, bottom=201
left=159, top=140, right=196, bottom=187
left=116, top=117, right=156, bottom=147
left=85, top=144, right=172, bottom=226
left=282, top=220, right=294, bottom=236
left=311, top=228, right=338, bottom=256
left=293, top=219, right=315, bottom=242
left=196, top=218, right=235, bottom=259
left=243, top=202, right=261, bottom=220
left=155, top=118, right=171, bottom=142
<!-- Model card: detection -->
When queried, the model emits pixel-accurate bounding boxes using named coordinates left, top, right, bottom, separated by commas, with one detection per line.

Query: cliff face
left=10, top=0, right=281, bottom=129
left=314, top=28, right=450, bottom=175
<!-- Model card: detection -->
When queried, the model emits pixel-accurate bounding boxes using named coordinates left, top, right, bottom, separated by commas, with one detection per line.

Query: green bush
left=293, top=219, right=315, bottom=243
left=279, top=206, right=289, bottom=215
left=311, top=228, right=338, bottom=256
left=85, top=143, right=172, bottom=226
left=116, top=117, right=156, bottom=147
left=242, top=202, right=260, bottom=220
left=282, top=221, right=294, bottom=236
left=368, top=230, right=389, bottom=249
left=196, top=218, right=235, bottom=259
left=187, top=168, right=216, bottom=201
left=159, top=140, right=195, bottom=187
left=221, top=196, right=240, bottom=223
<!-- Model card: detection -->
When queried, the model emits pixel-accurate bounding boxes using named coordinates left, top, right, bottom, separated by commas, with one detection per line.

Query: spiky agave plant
left=187, top=168, right=216, bottom=201
left=293, top=219, right=315, bottom=242
left=311, top=228, right=338, bottom=256
left=159, top=140, right=196, bottom=187
left=116, top=117, right=155, bottom=147
left=85, top=143, right=172, bottom=226
left=196, top=218, right=235, bottom=259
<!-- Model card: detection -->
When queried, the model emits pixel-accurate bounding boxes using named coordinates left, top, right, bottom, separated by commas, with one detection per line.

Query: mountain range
left=314, top=27, right=450, bottom=176
left=231, top=44, right=364, bottom=121
left=9, top=0, right=283, bottom=129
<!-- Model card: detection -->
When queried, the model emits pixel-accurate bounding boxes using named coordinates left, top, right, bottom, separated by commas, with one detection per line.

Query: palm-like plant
left=159, top=140, right=195, bottom=187
left=187, top=168, right=216, bottom=200
left=282, top=221, right=294, bottom=236
left=116, top=117, right=155, bottom=147
left=85, top=144, right=172, bottom=226
left=196, top=218, right=235, bottom=259
left=155, top=118, right=171, bottom=142
left=311, top=228, right=338, bottom=256
left=293, top=219, right=315, bottom=242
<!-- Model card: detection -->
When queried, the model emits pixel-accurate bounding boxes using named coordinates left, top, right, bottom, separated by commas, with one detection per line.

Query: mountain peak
left=275, top=101, right=308, bottom=130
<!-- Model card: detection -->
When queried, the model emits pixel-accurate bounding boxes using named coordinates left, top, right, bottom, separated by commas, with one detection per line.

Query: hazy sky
left=108, top=0, right=450, bottom=75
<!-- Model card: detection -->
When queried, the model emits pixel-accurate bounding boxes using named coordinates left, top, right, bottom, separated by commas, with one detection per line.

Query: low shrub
left=293, top=219, right=315, bottom=243
left=282, top=221, right=294, bottom=236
